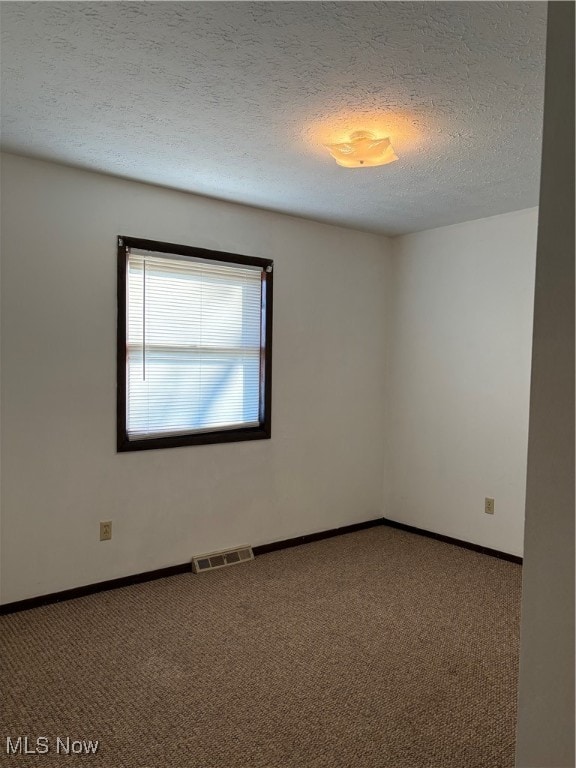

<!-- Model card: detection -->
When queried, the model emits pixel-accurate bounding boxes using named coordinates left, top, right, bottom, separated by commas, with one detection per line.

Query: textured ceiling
left=1, top=2, right=546, bottom=235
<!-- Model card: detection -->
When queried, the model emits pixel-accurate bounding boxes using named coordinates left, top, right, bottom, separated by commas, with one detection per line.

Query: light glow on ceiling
left=303, top=110, right=429, bottom=169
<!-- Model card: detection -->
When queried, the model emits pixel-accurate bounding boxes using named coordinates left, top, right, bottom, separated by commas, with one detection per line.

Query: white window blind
left=126, top=249, right=263, bottom=440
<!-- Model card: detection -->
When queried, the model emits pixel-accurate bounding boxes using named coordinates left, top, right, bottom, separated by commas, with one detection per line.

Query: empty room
left=0, top=2, right=573, bottom=768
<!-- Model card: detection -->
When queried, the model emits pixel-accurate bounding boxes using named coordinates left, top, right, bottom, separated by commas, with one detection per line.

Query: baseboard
left=252, top=517, right=386, bottom=556
left=381, top=518, right=523, bottom=564
left=1, top=515, right=520, bottom=615
left=0, top=563, right=192, bottom=616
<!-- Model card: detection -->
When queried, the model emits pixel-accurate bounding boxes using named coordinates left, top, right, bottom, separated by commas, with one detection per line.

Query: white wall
left=386, top=209, right=537, bottom=556
left=0, top=153, right=391, bottom=604
left=0, top=151, right=539, bottom=603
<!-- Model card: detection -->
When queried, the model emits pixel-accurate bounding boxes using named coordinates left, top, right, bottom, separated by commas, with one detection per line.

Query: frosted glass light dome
left=324, top=131, right=398, bottom=168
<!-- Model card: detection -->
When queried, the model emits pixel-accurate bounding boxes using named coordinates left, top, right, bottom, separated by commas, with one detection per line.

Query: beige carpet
left=1, top=527, right=522, bottom=768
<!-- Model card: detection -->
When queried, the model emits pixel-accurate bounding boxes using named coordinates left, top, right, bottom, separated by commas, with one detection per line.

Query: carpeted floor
left=1, top=527, right=522, bottom=768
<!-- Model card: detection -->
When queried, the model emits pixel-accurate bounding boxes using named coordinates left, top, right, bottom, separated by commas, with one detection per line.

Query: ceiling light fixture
left=324, top=130, right=398, bottom=168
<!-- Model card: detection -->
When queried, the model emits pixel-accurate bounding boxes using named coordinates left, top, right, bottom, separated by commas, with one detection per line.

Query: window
left=117, top=236, right=273, bottom=451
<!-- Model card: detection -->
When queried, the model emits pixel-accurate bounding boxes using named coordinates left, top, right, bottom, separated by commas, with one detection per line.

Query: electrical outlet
left=485, top=498, right=495, bottom=515
left=100, top=521, right=112, bottom=541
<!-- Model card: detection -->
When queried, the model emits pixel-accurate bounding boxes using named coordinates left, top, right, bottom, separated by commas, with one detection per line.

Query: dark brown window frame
left=117, top=236, right=273, bottom=452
